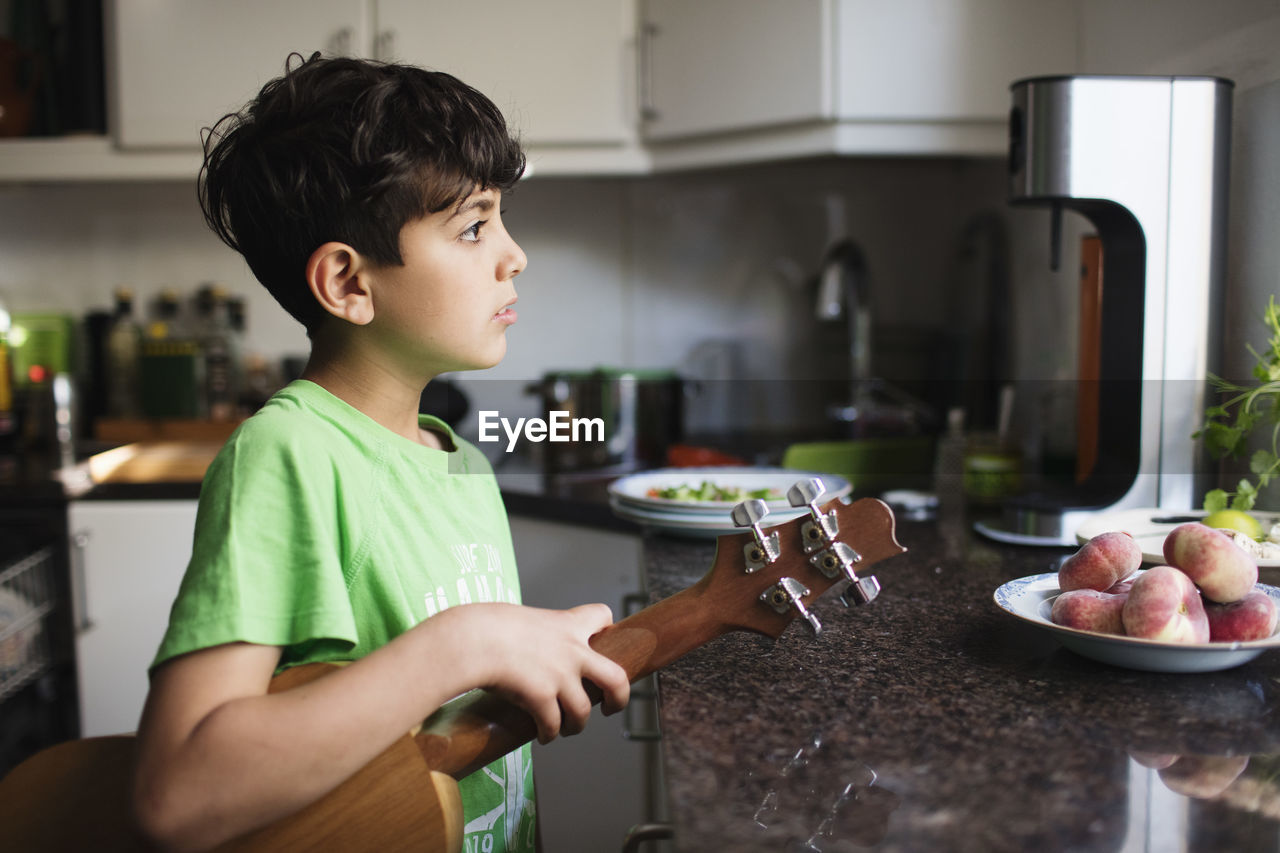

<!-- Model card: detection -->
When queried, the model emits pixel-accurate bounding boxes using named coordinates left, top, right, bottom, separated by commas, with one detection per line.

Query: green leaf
left=1195, top=295, right=1280, bottom=509
left=1250, top=449, right=1277, bottom=476
left=1234, top=479, right=1259, bottom=512
left=1204, top=489, right=1229, bottom=513
left=1202, top=423, right=1242, bottom=459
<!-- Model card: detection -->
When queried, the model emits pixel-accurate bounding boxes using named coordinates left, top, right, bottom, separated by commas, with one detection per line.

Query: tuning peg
left=809, top=541, right=862, bottom=580
left=840, top=574, right=881, bottom=607
left=788, top=478, right=838, bottom=553
left=732, top=498, right=780, bottom=572
left=806, top=540, right=879, bottom=606
left=760, top=576, right=822, bottom=635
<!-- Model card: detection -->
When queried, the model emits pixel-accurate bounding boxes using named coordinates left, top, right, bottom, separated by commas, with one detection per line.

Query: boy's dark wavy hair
left=198, top=52, right=526, bottom=333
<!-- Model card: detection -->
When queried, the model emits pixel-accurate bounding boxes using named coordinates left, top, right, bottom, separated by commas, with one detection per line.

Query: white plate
left=993, top=572, right=1280, bottom=673
left=608, top=467, right=851, bottom=515
left=1074, top=508, right=1280, bottom=568
left=608, top=496, right=813, bottom=538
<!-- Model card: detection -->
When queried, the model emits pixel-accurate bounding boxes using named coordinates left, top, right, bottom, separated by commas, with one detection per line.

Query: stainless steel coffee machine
left=991, top=74, right=1233, bottom=545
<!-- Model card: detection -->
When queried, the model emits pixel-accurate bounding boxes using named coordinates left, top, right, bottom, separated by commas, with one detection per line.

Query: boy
left=132, top=53, right=630, bottom=852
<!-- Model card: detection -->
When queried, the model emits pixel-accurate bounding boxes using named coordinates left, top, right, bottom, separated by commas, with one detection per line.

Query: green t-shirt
left=154, top=380, right=536, bottom=853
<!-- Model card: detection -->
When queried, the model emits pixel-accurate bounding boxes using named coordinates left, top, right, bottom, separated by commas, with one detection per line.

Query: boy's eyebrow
left=449, top=196, right=495, bottom=220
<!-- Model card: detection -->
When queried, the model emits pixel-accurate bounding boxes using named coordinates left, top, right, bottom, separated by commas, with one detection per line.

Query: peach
left=1129, top=751, right=1179, bottom=770
left=1163, top=522, right=1258, bottom=603
left=1050, top=589, right=1127, bottom=635
left=1121, top=566, right=1209, bottom=643
left=1205, top=589, right=1278, bottom=642
left=1105, top=578, right=1135, bottom=595
left=1059, top=532, right=1142, bottom=592
left=1157, top=755, right=1250, bottom=798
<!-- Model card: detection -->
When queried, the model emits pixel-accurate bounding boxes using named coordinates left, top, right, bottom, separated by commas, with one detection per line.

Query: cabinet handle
left=328, top=26, right=354, bottom=56
left=621, top=591, right=648, bottom=617
left=619, top=590, right=661, bottom=741
left=622, top=823, right=673, bottom=853
left=622, top=679, right=662, bottom=742
left=374, top=29, right=396, bottom=61
left=637, top=22, right=660, bottom=123
left=69, top=530, right=93, bottom=633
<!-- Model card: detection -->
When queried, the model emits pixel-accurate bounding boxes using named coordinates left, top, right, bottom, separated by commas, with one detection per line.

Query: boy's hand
left=440, top=602, right=630, bottom=744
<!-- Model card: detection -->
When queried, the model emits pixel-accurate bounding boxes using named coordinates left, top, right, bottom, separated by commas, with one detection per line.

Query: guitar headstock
left=702, top=479, right=906, bottom=639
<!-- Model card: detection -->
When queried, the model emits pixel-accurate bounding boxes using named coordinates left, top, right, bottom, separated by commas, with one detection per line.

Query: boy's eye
left=462, top=220, right=486, bottom=242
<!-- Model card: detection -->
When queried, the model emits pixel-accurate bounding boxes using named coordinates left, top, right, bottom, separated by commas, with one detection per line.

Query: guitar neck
left=413, top=496, right=904, bottom=782
left=412, top=576, right=721, bottom=780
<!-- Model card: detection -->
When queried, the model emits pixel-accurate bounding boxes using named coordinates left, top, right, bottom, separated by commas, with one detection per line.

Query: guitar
left=0, top=483, right=904, bottom=852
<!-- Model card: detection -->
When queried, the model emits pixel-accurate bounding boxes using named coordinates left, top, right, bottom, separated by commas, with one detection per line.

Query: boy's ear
left=306, top=242, right=375, bottom=325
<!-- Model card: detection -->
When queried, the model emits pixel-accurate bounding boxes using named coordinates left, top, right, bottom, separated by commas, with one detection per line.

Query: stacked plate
left=608, top=466, right=852, bottom=538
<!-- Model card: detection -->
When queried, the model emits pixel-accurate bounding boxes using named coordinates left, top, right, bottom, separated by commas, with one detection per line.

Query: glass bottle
left=195, top=284, right=240, bottom=421
left=105, top=286, right=141, bottom=418
left=0, top=291, right=15, bottom=447
left=139, top=288, right=203, bottom=418
left=147, top=288, right=183, bottom=340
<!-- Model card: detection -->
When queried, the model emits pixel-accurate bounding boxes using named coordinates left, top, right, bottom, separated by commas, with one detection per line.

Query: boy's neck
left=300, top=355, right=445, bottom=451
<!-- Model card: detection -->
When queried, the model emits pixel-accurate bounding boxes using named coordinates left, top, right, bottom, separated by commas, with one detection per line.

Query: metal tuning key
left=809, top=541, right=861, bottom=580
left=731, top=498, right=780, bottom=572
left=807, top=539, right=881, bottom=607
left=760, top=577, right=821, bottom=635
left=841, top=574, right=882, bottom=607
left=787, top=478, right=837, bottom=553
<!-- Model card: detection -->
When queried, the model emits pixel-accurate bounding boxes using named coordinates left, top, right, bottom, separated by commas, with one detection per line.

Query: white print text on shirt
left=463, top=751, right=534, bottom=851
left=423, top=542, right=518, bottom=617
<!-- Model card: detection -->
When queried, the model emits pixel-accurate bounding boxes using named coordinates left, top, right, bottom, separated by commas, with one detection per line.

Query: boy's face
left=368, top=187, right=526, bottom=376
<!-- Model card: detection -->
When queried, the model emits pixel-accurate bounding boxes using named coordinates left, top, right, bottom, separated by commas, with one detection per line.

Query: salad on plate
left=645, top=481, right=782, bottom=503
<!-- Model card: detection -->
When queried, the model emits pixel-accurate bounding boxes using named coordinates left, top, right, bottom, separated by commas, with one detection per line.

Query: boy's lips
left=494, top=301, right=518, bottom=326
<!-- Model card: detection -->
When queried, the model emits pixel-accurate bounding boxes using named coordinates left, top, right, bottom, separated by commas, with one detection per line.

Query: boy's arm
left=133, top=602, right=629, bottom=852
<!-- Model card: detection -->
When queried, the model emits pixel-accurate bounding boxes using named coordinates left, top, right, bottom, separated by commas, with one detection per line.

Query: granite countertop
left=643, top=512, right=1280, bottom=852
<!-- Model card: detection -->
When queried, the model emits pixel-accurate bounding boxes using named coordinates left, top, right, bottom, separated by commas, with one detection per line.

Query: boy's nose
left=504, top=238, right=528, bottom=280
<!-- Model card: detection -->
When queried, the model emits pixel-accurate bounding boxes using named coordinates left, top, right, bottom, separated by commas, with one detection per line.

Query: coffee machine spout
left=997, top=74, right=1233, bottom=545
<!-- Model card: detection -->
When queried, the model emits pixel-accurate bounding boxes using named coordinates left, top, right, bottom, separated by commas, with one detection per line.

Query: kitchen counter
left=0, top=441, right=640, bottom=531
left=643, top=513, right=1280, bottom=852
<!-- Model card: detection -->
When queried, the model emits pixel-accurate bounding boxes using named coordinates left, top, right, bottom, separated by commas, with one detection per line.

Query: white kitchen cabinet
left=508, top=517, right=656, bottom=853
left=107, top=0, right=369, bottom=149
left=7, top=0, right=1080, bottom=180
left=641, top=0, right=1079, bottom=164
left=101, top=0, right=644, bottom=174
left=68, top=499, right=198, bottom=737
left=376, top=0, right=635, bottom=147
left=640, top=0, right=831, bottom=141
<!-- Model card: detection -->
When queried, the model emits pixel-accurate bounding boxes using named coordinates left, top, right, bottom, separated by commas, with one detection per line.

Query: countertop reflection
left=643, top=517, right=1280, bottom=852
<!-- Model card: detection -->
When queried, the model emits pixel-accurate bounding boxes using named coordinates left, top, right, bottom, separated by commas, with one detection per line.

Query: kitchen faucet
left=815, top=238, right=872, bottom=413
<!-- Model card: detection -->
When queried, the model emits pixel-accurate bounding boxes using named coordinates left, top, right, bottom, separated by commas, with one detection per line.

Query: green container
left=782, top=436, right=937, bottom=495
left=963, top=444, right=1023, bottom=505
left=10, top=313, right=75, bottom=386
left=139, top=339, right=204, bottom=418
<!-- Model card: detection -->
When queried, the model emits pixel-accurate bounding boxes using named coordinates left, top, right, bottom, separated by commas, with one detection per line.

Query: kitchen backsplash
left=0, top=157, right=1094, bottom=448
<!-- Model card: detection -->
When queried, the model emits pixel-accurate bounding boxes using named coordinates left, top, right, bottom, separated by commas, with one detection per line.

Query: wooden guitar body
left=0, top=728, right=462, bottom=853
left=0, top=494, right=904, bottom=852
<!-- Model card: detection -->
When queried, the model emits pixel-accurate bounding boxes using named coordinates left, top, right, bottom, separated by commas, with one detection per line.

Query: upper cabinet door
left=640, top=0, right=833, bottom=141
left=108, top=0, right=368, bottom=149
left=832, top=0, right=1079, bottom=120
left=376, top=0, right=635, bottom=146
left=639, top=0, right=1077, bottom=147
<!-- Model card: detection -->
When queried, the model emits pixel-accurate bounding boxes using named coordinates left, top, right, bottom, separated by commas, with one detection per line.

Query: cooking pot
left=524, top=368, right=685, bottom=475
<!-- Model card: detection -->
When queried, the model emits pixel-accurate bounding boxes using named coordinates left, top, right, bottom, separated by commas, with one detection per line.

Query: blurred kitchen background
left=1, top=0, right=1278, bottom=488
left=2, top=2, right=1280, bottom=846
